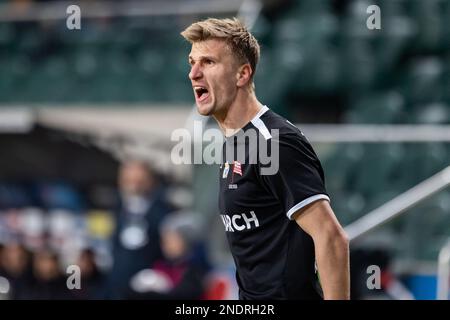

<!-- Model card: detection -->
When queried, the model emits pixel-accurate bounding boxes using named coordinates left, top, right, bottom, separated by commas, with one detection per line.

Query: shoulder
left=259, top=109, right=300, bottom=134
left=257, top=109, right=311, bottom=148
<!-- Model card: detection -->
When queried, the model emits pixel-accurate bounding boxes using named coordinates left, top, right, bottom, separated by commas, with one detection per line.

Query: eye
left=205, top=59, right=214, bottom=65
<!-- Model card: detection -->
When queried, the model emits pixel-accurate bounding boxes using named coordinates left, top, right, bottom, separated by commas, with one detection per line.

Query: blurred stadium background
left=0, top=0, right=449, bottom=300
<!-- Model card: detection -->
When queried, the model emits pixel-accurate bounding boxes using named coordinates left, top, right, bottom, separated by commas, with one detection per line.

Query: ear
left=236, top=63, right=253, bottom=88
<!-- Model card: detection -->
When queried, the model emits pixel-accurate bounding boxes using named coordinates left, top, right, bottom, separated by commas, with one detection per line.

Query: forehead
left=189, top=39, right=231, bottom=60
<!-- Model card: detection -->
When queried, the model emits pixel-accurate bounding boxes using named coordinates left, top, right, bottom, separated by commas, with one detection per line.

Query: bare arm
left=292, top=199, right=350, bottom=300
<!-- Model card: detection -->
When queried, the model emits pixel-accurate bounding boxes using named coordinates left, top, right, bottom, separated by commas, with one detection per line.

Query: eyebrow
left=188, top=55, right=218, bottom=63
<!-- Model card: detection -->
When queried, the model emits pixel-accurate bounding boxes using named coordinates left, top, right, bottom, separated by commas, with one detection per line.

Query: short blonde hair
left=181, top=17, right=260, bottom=84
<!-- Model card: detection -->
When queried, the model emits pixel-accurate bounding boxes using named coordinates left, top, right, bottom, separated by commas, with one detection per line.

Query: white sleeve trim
left=286, top=194, right=330, bottom=220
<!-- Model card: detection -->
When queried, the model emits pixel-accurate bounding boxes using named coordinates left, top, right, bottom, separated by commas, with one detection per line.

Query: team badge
left=222, top=162, right=230, bottom=178
left=233, top=161, right=242, bottom=176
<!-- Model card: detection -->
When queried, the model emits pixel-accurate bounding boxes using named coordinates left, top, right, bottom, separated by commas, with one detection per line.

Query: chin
left=196, top=103, right=214, bottom=116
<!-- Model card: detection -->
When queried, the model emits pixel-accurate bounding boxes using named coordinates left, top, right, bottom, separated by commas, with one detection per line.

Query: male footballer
left=181, top=17, right=350, bottom=300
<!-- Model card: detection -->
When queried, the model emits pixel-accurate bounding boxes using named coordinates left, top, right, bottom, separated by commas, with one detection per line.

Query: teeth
left=194, top=86, right=208, bottom=100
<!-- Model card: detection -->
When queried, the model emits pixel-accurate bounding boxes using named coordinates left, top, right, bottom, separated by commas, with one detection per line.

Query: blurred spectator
left=15, top=247, right=72, bottom=299
left=126, top=211, right=211, bottom=300
left=71, top=248, right=108, bottom=300
left=108, top=160, right=173, bottom=299
left=0, top=241, right=32, bottom=299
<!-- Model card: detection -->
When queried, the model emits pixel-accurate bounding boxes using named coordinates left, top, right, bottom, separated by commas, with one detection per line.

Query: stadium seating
left=0, top=0, right=449, bottom=266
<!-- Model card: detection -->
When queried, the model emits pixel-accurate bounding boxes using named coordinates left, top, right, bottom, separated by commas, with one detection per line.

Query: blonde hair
left=181, top=17, right=260, bottom=87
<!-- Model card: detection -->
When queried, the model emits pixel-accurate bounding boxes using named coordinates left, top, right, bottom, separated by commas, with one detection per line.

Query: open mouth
left=194, top=86, right=209, bottom=102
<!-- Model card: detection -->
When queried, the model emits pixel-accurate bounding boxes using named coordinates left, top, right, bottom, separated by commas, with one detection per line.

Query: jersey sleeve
left=260, top=133, right=330, bottom=220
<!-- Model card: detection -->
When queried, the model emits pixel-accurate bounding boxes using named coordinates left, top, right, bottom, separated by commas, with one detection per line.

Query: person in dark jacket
left=15, top=247, right=72, bottom=300
left=71, top=248, right=108, bottom=300
left=0, top=241, right=32, bottom=300
left=126, top=211, right=211, bottom=300
left=108, top=160, right=173, bottom=299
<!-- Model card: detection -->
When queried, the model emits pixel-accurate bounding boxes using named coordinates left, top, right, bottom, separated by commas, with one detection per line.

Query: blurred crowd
left=0, top=160, right=220, bottom=300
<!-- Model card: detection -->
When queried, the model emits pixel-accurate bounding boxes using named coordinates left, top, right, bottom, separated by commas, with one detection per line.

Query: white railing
left=299, top=124, right=450, bottom=142
left=345, top=166, right=450, bottom=241
left=343, top=166, right=450, bottom=300
left=437, top=240, right=450, bottom=300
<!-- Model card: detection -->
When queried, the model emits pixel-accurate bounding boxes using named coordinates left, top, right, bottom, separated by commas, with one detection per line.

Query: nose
left=189, top=62, right=202, bottom=81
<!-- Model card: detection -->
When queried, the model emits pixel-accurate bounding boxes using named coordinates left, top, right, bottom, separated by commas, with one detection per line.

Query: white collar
left=250, top=105, right=269, bottom=123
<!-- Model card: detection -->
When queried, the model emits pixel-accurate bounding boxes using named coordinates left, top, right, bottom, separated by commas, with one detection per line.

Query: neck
left=213, top=89, right=263, bottom=137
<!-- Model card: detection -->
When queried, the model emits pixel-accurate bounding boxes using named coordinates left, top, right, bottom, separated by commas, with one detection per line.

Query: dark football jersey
left=219, top=105, right=329, bottom=300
